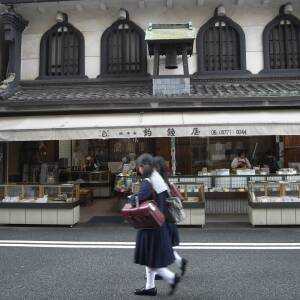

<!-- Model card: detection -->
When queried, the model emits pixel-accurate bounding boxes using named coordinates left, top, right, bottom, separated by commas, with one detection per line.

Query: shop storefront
left=1, top=110, right=300, bottom=225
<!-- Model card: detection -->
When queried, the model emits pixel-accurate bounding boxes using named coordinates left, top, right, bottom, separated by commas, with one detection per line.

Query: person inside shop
left=261, top=150, right=278, bottom=173
left=85, top=156, right=97, bottom=171
left=128, top=153, right=136, bottom=171
left=231, top=150, right=251, bottom=169
left=119, top=154, right=136, bottom=174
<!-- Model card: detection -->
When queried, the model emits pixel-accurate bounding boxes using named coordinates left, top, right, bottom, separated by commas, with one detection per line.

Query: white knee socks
left=145, top=267, right=156, bottom=289
left=156, top=267, right=175, bottom=285
left=174, top=250, right=183, bottom=267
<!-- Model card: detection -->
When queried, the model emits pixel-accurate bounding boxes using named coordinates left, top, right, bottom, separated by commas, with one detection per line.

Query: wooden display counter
left=0, top=184, right=81, bottom=226
left=179, top=185, right=205, bottom=227
left=248, top=181, right=300, bottom=226
left=248, top=202, right=300, bottom=226
left=0, top=201, right=80, bottom=226
left=179, top=201, right=205, bottom=227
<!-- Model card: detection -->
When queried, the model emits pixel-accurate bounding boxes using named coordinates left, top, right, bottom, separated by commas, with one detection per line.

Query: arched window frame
left=196, top=10, right=247, bottom=74
left=262, top=7, right=300, bottom=73
left=39, top=20, right=85, bottom=79
left=100, top=17, right=147, bottom=77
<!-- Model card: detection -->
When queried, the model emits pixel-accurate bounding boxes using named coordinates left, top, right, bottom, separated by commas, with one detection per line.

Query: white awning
left=1, top=110, right=300, bottom=141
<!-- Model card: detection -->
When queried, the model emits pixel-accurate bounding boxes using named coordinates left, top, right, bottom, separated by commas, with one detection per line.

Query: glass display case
left=0, top=184, right=80, bottom=226
left=170, top=174, right=300, bottom=193
left=0, top=184, right=80, bottom=203
left=248, top=181, right=300, bottom=226
left=249, top=181, right=300, bottom=203
left=114, top=175, right=139, bottom=194
left=115, top=176, right=205, bottom=199
left=113, top=174, right=300, bottom=215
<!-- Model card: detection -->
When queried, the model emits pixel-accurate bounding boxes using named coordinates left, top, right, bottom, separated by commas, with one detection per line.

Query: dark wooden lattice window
left=197, top=10, right=247, bottom=74
left=39, top=20, right=85, bottom=78
left=0, top=22, right=9, bottom=81
left=101, top=16, right=147, bottom=76
left=263, top=7, right=300, bottom=71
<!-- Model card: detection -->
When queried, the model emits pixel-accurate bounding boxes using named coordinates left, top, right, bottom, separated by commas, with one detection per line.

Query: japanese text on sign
left=143, top=128, right=152, bottom=137
left=167, top=128, right=176, bottom=137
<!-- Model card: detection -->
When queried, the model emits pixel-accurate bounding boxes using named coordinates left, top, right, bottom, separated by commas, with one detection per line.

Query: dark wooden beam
left=0, top=0, right=79, bottom=4
left=182, top=46, right=189, bottom=75
left=153, top=46, right=160, bottom=76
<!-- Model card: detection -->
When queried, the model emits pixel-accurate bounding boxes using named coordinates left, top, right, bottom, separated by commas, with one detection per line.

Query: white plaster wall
left=18, top=0, right=300, bottom=80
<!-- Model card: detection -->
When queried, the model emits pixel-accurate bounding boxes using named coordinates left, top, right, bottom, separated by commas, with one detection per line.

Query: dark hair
left=136, top=153, right=153, bottom=178
left=153, top=156, right=171, bottom=187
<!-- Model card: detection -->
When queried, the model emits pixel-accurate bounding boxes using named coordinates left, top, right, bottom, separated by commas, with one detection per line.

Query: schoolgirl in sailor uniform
left=153, top=156, right=188, bottom=276
left=129, top=154, right=181, bottom=296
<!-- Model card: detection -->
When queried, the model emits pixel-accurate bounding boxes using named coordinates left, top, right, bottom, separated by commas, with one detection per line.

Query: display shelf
left=176, top=183, right=205, bottom=227
left=61, top=170, right=112, bottom=198
left=0, top=184, right=80, bottom=226
left=248, top=181, right=300, bottom=226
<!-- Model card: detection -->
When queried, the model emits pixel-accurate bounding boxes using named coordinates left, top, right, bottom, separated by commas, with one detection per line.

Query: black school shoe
left=134, top=287, right=157, bottom=296
left=181, top=258, right=188, bottom=276
left=168, top=274, right=181, bottom=296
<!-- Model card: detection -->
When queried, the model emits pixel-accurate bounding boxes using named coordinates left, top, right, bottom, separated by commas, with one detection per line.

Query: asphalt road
left=1, top=223, right=300, bottom=300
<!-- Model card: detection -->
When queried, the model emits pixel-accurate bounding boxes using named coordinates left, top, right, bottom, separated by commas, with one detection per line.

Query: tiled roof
left=192, top=81, right=300, bottom=98
left=1, top=76, right=300, bottom=112
left=6, top=83, right=153, bottom=104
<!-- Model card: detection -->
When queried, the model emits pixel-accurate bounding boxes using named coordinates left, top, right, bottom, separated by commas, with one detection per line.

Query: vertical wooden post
left=184, top=184, right=188, bottom=201
left=39, top=185, right=44, bottom=198
left=6, top=142, right=9, bottom=185
left=171, top=137, right=176, bottom=176
left=70, top=140, right=73, bottom=172
left=153, top=46, right=160, bottom=76
left=280, top=182, right=286, bottom=196
left=75, top=184, right=80, bottom=202
left=199, top=183, right=205, bottom=203
left=182, top=46, right=189, bottom=76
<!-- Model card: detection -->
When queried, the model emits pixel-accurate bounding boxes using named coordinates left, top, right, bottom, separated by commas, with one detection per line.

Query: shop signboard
left=0, top=110, right=300, bottom=141
left=97, top=126, right=249, bottom=139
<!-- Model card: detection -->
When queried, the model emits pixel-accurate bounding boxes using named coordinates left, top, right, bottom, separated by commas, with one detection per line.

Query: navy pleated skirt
left=134, top=191, right=175, bottom=268
left=166, top=223, right=180, bottom=247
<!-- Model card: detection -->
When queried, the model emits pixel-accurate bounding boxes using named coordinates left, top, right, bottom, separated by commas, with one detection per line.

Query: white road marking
left=1, top=241, right=300, bottom=249
left=0, top=240, right=136, bottom=245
